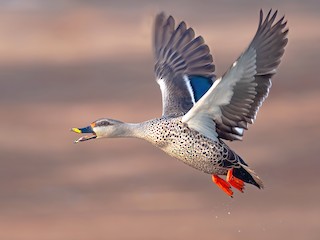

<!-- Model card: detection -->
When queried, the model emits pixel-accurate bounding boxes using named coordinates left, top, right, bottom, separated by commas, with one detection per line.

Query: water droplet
left=227, top=211, right=231, bottom=215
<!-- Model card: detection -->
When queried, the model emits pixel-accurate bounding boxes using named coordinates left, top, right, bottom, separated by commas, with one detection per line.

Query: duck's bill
left=71, top=126, right=97, bottom=143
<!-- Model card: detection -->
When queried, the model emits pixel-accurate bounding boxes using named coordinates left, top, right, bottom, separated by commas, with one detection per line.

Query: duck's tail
left=233, top=159, right=264, bottom=189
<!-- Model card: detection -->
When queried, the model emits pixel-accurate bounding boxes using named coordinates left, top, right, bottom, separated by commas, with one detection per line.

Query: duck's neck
left=111, top=122, right=145, bottom=139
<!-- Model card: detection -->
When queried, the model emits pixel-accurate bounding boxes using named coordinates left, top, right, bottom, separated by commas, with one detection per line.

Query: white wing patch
left=183, top=75, right=196, bottom=104
left=157, top=78, right=168, bottom=115
left=157, top=78, right=166, bottom=92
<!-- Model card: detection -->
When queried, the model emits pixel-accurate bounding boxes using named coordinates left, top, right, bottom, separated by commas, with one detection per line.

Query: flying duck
left=72, top=9, right=288, bottom=197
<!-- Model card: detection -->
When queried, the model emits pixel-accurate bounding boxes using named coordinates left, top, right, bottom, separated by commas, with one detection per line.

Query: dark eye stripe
left=96, top=121, right=110, bottom=127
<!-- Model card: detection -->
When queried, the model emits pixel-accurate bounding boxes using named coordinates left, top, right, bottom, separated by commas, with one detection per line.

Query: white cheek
left=94, top=127, right=105, bottom=138
left=94, top=126, right=116, bottom=138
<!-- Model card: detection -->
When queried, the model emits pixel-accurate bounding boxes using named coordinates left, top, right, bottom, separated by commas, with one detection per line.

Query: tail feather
left=233, top=164, right=264, bottom=189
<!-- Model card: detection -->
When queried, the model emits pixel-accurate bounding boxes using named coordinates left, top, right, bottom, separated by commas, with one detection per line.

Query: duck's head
left=71, top=118, right=124, bottom=143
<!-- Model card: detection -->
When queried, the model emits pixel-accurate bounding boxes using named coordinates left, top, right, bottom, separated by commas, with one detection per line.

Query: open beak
left=71, top=126, right=97, bottom=143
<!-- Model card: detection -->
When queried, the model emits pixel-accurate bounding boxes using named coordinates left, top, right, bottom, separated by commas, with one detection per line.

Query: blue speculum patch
left=189, top=76, right=214, bottom=101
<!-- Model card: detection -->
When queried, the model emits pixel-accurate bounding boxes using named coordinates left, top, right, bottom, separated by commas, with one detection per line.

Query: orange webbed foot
left=226, top=169, right=245, bottom=193
left=212, top=175, right=234, bottom=197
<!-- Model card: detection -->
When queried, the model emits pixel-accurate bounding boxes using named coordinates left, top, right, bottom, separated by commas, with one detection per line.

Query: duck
left=72, top=9, right=288, bottom=197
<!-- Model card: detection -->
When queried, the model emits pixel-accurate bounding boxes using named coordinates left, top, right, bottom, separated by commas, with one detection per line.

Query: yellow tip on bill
left=71, top=128, right=82, bottom=134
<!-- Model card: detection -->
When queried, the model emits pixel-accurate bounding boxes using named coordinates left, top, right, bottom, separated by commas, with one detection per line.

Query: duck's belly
left=145, top=117, right=228, bottom=175
left=161, top=136, right=228, bottom=175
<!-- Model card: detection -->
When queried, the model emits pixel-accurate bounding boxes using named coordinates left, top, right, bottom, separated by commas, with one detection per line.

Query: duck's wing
left=182, top=10, right=288, bottom=141
left=153, top=13, right=215, bottom=117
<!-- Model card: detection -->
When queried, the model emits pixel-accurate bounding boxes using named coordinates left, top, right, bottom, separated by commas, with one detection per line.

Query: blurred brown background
left=0, top=0, right=319, bottom=239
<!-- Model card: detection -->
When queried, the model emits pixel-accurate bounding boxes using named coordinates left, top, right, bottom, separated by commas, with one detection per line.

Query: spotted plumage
left=142, top=117, right=237, bottom=174
left=72, top=10, right=288, bottom=197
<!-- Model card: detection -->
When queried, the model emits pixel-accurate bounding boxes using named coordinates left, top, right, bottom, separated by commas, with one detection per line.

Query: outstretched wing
left=154, top=13, right=215, bottom=117
left=182, top=9, right=288, bottom=141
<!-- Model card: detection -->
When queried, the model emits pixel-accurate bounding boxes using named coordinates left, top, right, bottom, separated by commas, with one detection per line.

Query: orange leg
left=226, top=169, right=245, bottom=193
left=212, top=175, right=233, bottom=197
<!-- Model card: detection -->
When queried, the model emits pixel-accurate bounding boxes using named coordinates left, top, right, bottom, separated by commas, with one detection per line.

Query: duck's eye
left=96, top=120, right=110, bottom=127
